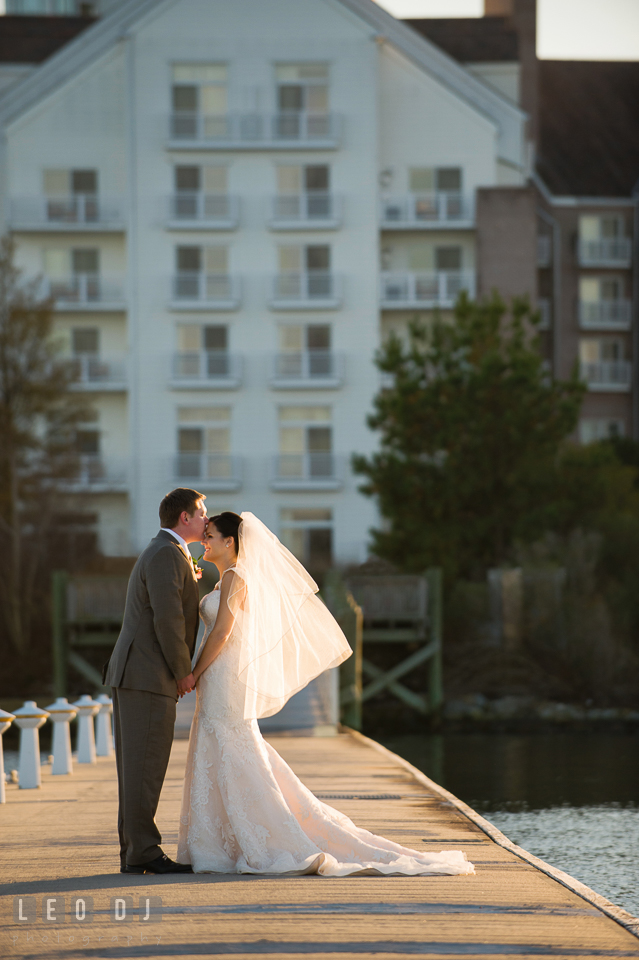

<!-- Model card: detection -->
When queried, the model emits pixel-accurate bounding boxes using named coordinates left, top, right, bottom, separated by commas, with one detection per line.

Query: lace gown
left=177, top=587, right=474, bottom=877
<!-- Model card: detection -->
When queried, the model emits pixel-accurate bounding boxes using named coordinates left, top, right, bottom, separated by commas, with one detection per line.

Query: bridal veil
left=224, top=512, right=352, bottom=719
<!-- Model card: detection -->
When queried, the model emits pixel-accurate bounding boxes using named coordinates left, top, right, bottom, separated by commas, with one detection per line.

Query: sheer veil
left=224, top=512, right=352, bottom=719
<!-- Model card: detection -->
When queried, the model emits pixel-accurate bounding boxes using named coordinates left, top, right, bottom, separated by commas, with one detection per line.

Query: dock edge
left=345, top=727, right=639, bottom=941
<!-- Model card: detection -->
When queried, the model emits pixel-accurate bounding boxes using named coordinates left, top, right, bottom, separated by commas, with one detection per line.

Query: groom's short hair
left=159, top=488, right=205, bottom=529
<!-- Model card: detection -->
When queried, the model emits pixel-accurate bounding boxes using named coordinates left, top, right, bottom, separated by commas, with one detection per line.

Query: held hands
left=177, top=672, right=196, bottom=698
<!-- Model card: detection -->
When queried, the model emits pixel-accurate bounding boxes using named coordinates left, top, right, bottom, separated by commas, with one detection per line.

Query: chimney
left=511, top=0, right=538, bottom=148
left=484, top=0, right=513, bottom=14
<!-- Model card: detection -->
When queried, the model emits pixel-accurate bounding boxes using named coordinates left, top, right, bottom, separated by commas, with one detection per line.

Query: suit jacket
left=103, top=531, right=200, bottom=699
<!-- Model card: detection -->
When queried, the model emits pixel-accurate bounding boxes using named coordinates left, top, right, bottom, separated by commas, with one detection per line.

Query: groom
left=103, top=488, right=207, bottom=874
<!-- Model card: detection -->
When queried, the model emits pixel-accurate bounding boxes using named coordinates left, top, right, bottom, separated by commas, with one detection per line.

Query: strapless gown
left=177, top=587, right=474, bottom=877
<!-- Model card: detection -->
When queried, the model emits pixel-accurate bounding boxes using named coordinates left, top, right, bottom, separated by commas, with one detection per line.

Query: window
left=435, top=247, right=462, bottom=271
left=579, top=339, right=625, bottom=363
left=275, top=64, right=328, bottom=113
left=579, top=215, right=624, bottom=241
left=171, top=64, right=227, bottom=139
left=278, top=245, right=331, bottom=297
left=172, top=63, right=227, bottom=114
left=280, top=508, right=333, bottom=570
left=175, top=165, right=227, bottom=193
left=177, top=406, right=231, bottom=479
left=279, top=406, right=332, bottom=478
left=278, top=324, right=331, bottom=377
left=76, top=430, right=100, bottom=455
left=579, top=277, right=623, bottom=302
left=176, top=324, right=229, bottom=378
left=579, top=419, right=625, bottom=444
left=409, top=167, right=462, bottom=193
left=72, top=328, right=99, bottom=355
left=175, top=246, right=229, bottom=300
left=72, top=249, right=99, bottom=274
left=276, top=164, right=330, bottom=219
left=43, top=169, right=99, bottom=222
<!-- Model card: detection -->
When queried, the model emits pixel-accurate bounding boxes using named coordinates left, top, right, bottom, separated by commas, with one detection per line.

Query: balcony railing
left=580, top=360, right=632, bottom=391
left=380, top=193, right=472, bottom=228
left=271, top=272, right=341, bottom=309
left=270, top=193, right=341, bottom=229
left=272, top=453, right=342, bottom=489
left=66, top=455, right=128, bottom=491
left=169, top=112, right=340, bottom=148
left=578, top=238, right=632, bottom=267
left=10, top=196, right=125, bottom=231
left=271, top=351, right=344, bottom=388
left=174, top=454, right=242, bottom=490
left=168, top=193, right=239, bottom=229
left=67, top=355, right=127, bottom=390
left=579, top=300, right=632, bottom=329
left=171, top=273, right=241, bottom=309
left=171, top=351, right=243, bottom=388
left=380, top=271, right=475, bottom=308
left=537, top=235, right=552, bottom=267
left=42, top=275, right=126, bottom=310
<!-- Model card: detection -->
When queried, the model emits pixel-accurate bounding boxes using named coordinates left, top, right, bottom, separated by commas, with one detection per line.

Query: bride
left=177, top=511, right=474, bottom=878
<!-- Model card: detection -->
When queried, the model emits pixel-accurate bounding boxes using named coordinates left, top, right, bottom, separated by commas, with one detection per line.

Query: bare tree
left=0, top=236, right=88, bottom=654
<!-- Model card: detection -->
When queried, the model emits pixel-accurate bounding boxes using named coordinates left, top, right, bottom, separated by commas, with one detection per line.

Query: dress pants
left=112, top=687, right=177, bottom=866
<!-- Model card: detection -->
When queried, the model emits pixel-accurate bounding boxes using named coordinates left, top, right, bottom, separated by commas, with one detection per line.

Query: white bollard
left=72, top=695, right=100, bottom=764
left=13, top=702, right=50, bottom=790
left=95, top=694, right=114, bottom=757
left=0, top=708, right=16, bottom=803
left=45, top=698, right=77, bottom=775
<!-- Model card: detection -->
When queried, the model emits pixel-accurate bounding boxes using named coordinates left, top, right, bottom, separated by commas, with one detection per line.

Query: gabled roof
left=0, top=15, right=96, bottom=64
left=405, top=16, right=518, bottom=64
left=537, top=60, right=639, bottom=197
left=0, top=0, right=525, bottom=168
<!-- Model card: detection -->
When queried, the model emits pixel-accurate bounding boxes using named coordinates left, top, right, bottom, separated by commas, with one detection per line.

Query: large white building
left=0, top=0, right=526, bottom=564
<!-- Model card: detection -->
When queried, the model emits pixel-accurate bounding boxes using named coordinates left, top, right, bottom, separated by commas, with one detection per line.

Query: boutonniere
left=191, top=554, right=204, bottom=581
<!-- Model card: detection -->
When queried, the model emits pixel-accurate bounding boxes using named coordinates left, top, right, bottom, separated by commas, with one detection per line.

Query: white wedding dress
left=177, top=584, right=474, bottom=877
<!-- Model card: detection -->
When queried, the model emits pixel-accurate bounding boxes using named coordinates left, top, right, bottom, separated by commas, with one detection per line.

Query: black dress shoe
left=123, top=853, right=192, bottom=875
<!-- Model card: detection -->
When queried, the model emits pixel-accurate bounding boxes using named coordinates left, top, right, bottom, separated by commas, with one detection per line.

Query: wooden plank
left=1, top=732, right=637, bottom=960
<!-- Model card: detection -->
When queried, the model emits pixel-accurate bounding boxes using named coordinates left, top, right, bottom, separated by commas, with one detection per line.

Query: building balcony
left=270, top=272, right=341, bottom=310
left=170, top=273, right=241, bottom=310
left=269, top=193, right=341, bottom=230
left=580, top=360, right=632, bottom=392
left=270, top=352, right=344, bottom=389
left=380, top=271, right=475, bottom=308
left=64, top=456, right=128, bottom=493
left=168, top=112, right=341, bottom=150
left=167, top=193, right=240, bottom=230
left=170, top=351, right=243, bottom=389
left=578, top=238, right=632, bottom=267
left=537, top=235, right=552, bottom=267
left=174, top=454, right=242, bottom=491
left=10, top=196, right=125, bottom=231
left=42, top=275, right=126, bottom=311
left=379, top=193, right=473, bottom=229
left=271, top=453, right=343, bottom=491
left=537, top=298, right=551, bottom=329
left=67, top=355, right=127, bottom=391
left=579, top=300, right=632, bottom=330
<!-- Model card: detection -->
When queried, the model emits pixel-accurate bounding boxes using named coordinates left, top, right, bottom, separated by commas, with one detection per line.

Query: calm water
left=382, top=733, right=639, bottom=918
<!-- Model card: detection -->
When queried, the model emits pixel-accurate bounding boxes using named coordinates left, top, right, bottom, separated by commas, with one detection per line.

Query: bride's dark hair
left=209, top=512, right=242, bottom=554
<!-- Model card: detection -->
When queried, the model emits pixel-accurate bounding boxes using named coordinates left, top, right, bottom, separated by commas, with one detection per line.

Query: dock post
left=13, top=701, right=50, bottom=789
left=323, top=570, right=363, bottom=730
left=51, top=571, right=69, bottom=699
left=45, top=698, right=77, bottom=775
left=72, top=695, right=100, bottom=764
left=426, top=568, right=444, bottom=713
left=95, top=694, right=114, bottom=757
left=0, top=709, right=16, bottom=802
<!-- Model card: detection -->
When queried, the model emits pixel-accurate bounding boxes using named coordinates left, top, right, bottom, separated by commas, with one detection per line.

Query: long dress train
left=177, top=587, right=474, bottom=877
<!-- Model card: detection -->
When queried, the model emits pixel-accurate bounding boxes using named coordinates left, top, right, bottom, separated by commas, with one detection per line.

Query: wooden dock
left=1, top=729, right=638, bottom=959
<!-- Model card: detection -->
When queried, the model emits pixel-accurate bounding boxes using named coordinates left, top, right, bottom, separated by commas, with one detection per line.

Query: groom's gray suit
left=103, top=530, right=199, bottom=866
